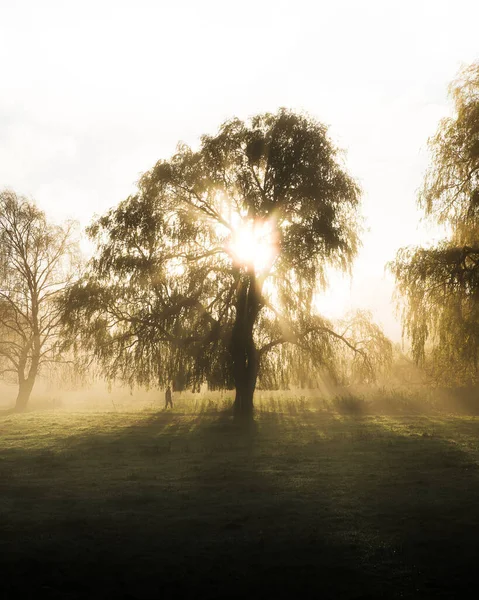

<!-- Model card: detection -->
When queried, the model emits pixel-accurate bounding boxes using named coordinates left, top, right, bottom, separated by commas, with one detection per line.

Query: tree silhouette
left=0, top=191, right=79, bottom=411
left=63, top=110, right=390, bottom=418
left=391, top=62, right=479, bottom=384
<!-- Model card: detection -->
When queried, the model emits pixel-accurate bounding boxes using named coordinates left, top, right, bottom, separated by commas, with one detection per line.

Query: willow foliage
left=62, top=110, right=389, bottom=408
left=392, top=62, right=479, bottom=384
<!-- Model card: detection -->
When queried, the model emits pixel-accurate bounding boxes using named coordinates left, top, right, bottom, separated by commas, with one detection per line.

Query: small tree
left=63, top=110, right=390, bottom=418
left=391, top=62, right=479, bottom=384
left=0, top=190, right=79, bottom=411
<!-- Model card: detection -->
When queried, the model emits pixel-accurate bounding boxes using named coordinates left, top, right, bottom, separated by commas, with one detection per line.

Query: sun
left=228, top=218, right=278, bottom=273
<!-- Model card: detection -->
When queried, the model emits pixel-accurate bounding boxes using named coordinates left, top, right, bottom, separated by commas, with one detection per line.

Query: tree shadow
left=2, top=409, right=479, bottom=598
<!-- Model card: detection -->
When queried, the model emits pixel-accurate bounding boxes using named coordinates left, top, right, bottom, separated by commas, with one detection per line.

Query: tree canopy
left=63, top=109, right=391, bottom=417
left=391, top=62, right=479, bottom=385
left=0, top=190, right=79, bottom=410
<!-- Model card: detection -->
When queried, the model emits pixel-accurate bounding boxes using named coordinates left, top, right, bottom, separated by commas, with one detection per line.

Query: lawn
left=1, top=403, right=479, bottom=598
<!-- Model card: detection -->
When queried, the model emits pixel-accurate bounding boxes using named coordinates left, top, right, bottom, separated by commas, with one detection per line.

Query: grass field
left=2, top=400, right=479, bottom=598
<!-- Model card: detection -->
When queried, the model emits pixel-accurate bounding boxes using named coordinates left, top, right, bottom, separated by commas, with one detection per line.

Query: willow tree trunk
left=231, top=274, right=261, bottom=421
left=15, top=376, right=36, bottom=412
left=14, top=345, right=40, bottom=412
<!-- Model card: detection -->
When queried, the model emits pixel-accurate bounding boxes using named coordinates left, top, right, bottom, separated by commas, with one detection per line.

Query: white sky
left=1, top=0, right=478, bottom=340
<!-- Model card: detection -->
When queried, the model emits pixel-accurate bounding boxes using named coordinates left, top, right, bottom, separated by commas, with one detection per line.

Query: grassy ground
left=2, top=402, right=479, bottom=598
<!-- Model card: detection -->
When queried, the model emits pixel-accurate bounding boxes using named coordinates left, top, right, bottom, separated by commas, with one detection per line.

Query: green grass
left=2, top=403, right=479, bottom=598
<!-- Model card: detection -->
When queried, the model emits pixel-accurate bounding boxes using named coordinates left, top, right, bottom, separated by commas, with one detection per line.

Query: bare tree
left=0, top=190, right=79, bottom=411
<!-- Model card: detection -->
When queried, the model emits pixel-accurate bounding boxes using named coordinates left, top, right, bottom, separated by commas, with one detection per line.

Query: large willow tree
left=63, top=110, right=390, bottom=418
left=392, top=63, right=479, bottom=384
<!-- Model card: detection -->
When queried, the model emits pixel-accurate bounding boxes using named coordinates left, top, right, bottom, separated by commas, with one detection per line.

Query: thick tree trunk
left=231, top=273, right=261, bottom=421
left=14, top=345, right=40, bottom=413
left=14, top=377, right=36, bottom=412
left=233, top=349, right=258, bottom=421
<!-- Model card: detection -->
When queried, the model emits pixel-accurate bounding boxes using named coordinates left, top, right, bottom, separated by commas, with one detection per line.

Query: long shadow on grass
left=2, top=409, right=479, bottom=598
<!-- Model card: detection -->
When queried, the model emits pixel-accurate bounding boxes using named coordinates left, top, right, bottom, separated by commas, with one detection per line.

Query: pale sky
left=1, top=0, right=478, bottom=340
